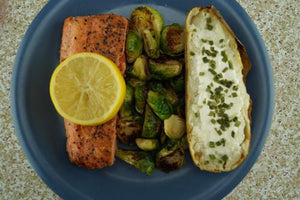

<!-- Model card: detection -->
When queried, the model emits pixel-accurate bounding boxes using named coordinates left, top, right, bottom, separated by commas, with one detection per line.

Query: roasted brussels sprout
left=136, top=138, right=159, bottom=151
left=129, top=55, right=150, bottom=80
left=126, top=31, right=143, bottom=63
left=119, top=84, right=134, bottom=118
left=117, top=116, right=143, bottom=146
left=142, top=104, right=162, bottom=138
left=160, top=23, right=185, bottom=56
left=148, top=81, right=179, bottom=107
left=134, top=84, right=147, bottom=114
left=142, top=29, right=160, bottom=58
left=130, top=6, right=163, bottom=58
left=147, top=90, right=173, bottom=120
left=149, top=59, right=183, bottom=80
left=170, top=73, right=185, bottom=94
left=127, top=78, right=145, bottom=88
left=116, top=149, right=155, bottom=175
left=155, top=139, right=185, bottom=173
left=164, top=115, right=186, bottom=139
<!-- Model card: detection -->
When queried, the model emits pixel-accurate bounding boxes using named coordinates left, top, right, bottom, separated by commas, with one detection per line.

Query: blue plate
left=10, top=0, right=274, bottom=199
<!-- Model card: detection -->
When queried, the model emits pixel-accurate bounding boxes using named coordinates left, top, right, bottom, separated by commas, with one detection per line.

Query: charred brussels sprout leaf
left=147, top=90, right=173, bottom=120
left=130, top=6, right=163, bottom=58
left=116, top=149, right=155, bottom=175
left=148, top=81, right=179, bottom=109
left=142, top=104, right=162, bottom=138
left=130, top=55, right=150, bottom=80
left=155, top=139, right=185, bottom=173
left=126, top=31, right=143, bottom=63
left=119, top=84, right=134, bottom=118
left=134, top=84, right=147, bottom=115
left=117, top=116, right=143, bottom=146
left=160, top=23, right=185, bottom=56
left=135, top=138, right=159, bottom=151
left=149, top=59, right=183, bottom=80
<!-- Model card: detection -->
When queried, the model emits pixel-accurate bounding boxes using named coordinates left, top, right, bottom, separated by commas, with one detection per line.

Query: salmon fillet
left=60, top=14, right=129, bottom=169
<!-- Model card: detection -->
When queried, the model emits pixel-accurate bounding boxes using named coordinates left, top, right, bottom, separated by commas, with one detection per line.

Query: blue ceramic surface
left=10, top=0, right=274, bottom=199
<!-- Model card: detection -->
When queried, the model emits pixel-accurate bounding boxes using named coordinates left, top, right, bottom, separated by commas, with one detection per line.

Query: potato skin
left=185, top=6, right=252, bottom=172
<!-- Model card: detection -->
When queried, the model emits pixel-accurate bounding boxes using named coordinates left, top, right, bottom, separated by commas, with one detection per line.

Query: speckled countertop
left=0, top=0, right=299, bottom=199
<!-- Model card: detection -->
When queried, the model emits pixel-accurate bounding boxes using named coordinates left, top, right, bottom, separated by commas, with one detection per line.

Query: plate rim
left=10, top=0, right=274, bottom=199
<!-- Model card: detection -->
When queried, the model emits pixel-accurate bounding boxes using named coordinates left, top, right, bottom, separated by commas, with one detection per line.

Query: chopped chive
left=207, top=24, right=213, bottom=30
left=218, top=160, right=223, bottom=164
left=209, top=111, right=215, bottom=117
left=222, top=67, right=229, bottom=73
left=193, top=28, right=197, bottom=32
left=219, top=39, right=224, bottom=43
left=228, top=60, right=233, bottom=69
left=231, top=131, right=235, bottom=138
left=202, top=57, right=209, bottom=63
left=221, top=155, right=228, bottom=162
left=232, top=92, right=238, bottom=97
left=209, top=142, right=215, bottom=148
left=204, top=160, right=210, bottom=165
left=208, top=68, right=217, bottom=75
left=220, top=138, right=226, bottom=146
left=203, top=98, right=207, bottom=104
left=209, top=154, right=216, bottom=159
left=209, top=40, right=214, bottom=45
left=201, top=39, right=207, bottom=43
left=235, top=121, right=241, bottom=127
left=221, top=51, right=228, bottom=62
left=216, top=141, right=221, bottom=146
left=195, top=112, right=200, bottom=118
left=211, top=119, right=216, bottom=124
left=199, top=72, right=205, bottom=76
left=233, top=85, right=238, bottom=90
left=190, top=51, right=195, bottom=56
left=207, top=17, right=212, bottom=23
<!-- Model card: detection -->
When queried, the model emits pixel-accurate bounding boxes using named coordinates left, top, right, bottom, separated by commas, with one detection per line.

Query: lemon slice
left=49, top=52, right=126, bottom=126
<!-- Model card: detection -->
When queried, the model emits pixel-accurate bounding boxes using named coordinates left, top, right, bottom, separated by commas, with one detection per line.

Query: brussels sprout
left=116, top=149, right=155, bottom=175
left=129, top=55, right=150, bottom=80
left=119, top=84, right=134, bottom=118
left=135, top=138, right=159, bottom=151
left=126, top=31, right=143, bottom=63
left=116, top=116, right=143, bottom=145
left=148, top=81, right=179, bottom=107
left=155, top=139, right=185, bottom=173
left=149, top=59, right=183, bottom=80
left=130, top=6, right=163, bottom=58
left=164, top=115, right=186, bottom=139
left=142, top=29, right=160, bottom=58
left=170, top=73, right=185, bottom=94
left=127, top=78, right=146, bottom=88
left=142, top=104, right=162, bottom=138
left=147, top=90, right=173, bottom=120
left=134, top=84, right=147, bottom=114
left=160, top=23, right=185, bottom=56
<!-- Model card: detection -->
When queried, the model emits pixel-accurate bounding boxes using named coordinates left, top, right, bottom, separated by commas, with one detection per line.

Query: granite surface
left=0, top=0, right=299, bottom=199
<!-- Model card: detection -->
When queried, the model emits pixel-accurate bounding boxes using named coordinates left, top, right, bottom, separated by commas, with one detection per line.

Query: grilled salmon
left=60, top=14, right=129, bottom=169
